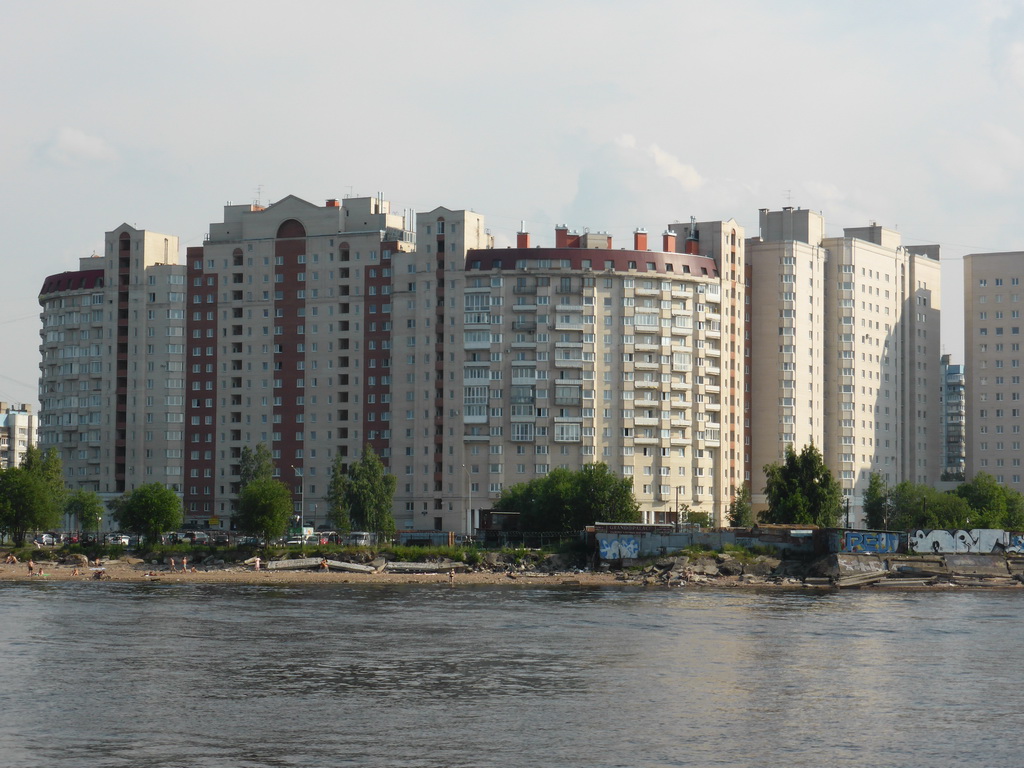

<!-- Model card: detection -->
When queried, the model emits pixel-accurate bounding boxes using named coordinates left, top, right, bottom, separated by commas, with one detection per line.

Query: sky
left=4, top=0, right=1023, bottom=406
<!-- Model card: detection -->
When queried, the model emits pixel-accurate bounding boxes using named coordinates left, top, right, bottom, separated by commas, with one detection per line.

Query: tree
left=65, top=489, right=104, bottom=533
left=239, top=443, right=274, bottom=490
left=862, top=472, right=889, bottom=530
left=235, top=477, right=293, bottom=543
left=762, top=444, right=842, bottom=528
left=496, top=463, right=641, bottom=532
left=19, top=446, right=67, bottom=531
left=109, top=483, right=183, bottom=545
left=727, top=483, right=755, bottom=528
left=339, top=445, right=397, bottom=540
left=0, top=467, right=61, bottom=545
left=324, top=453, right=351, bottom=534
left=955, top=472, right=1007, bottom=527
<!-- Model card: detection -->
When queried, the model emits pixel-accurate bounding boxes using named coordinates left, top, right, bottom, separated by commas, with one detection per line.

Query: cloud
left=41, top=127, right=118, bottom=165
left=615, top=134, right=703, bottom=191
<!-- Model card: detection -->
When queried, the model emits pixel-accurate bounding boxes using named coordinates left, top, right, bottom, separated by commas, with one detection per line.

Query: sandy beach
left=0, top=558, right=627, bottom=587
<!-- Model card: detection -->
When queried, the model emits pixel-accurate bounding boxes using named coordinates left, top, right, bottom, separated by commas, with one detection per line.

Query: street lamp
left=463, top=464, right=473, bottom=534
left=291, top=465, right=304, bottom=532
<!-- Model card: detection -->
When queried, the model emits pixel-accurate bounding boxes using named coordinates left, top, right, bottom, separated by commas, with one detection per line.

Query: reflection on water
left=1, top=583, right=1023, bottom=767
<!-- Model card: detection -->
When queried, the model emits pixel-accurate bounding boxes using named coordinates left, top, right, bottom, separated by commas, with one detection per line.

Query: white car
left=107, top=534, right=130, bottom=546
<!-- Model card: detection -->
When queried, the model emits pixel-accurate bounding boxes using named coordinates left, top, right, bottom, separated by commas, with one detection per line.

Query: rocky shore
left=2, top=548, right=1021, bottom=590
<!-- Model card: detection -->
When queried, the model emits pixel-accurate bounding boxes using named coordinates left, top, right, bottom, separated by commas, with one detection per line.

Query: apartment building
left=939, top=353, right=966, bottom=481
left=963, top=251, right=1024, bottom=489
left=0, top=403, right=36, bottom=469
left=38, top=226, right=185, bottom=497
left=747, top=208, right=941, bottom=526
left=177, top=194, right=418, bottom=527
left=452, top=221, right=746, bottom=526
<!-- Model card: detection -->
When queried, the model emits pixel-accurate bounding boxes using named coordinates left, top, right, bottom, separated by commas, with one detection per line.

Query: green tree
left=339, top=445, right=397, bottom=540
left=762, top=444, right=842, bottom=527
left=727, top=483, right=755, bottom=527
left=863, top=472, right=889, bottom=530
left=65, top=489, right=104, bottom=533
left=109, top=483, right=183, bottom=545
left=955, top=472, right=1007, bottom=526
left=887, top=482, right=971, bottom=531
left=235, top=477, right=294, bottom=543
left=324, top=452, right=351, bottom=534
left=21, top=446, right=67, bottom=522
left=0, top=467, right=61, bottom=545
left=239, top=443, right=275, bottom=490
left=496, top=463, right=640, bottom=532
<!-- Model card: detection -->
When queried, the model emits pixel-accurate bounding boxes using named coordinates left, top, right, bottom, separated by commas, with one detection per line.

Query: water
left=1, top=582, right=1022, bottom=767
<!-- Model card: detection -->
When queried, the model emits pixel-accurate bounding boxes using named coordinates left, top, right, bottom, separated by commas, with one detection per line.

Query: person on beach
left=449, top=568, right=455, bottom=586
left=253, top=556, right=261, bottom=571
left=181, top=556, right=188, bottom=573
left=4, top=554, right=16, bottom=564
left=27, top=560, right=34, bottom=575
left=320, top=558, right=329, bottom=571
left=72, top=567, right=80, bottom=576
left=169, top=557, right=176, bottom=572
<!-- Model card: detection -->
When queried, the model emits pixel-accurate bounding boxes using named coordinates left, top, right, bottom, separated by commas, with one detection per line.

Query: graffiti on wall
left=598, top=535, right=640, bottom=560
left=909, top=529, right=1024, bottom=554
left=839, top=531, right=900, bottom=554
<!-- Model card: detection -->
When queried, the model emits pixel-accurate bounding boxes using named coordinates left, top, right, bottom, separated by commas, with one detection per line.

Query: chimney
left=662, top=231, right=677, bottom=252
left=634, top=229, right=648, bottom=251
left=517, top=230, right=531, bottom=248
left=555, top=225, right=569, bottom=248
left=325, top=199, right=340, bottom=207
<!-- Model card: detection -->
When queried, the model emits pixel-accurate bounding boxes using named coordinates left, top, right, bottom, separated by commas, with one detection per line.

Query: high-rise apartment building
left=747, top=208, right=941, bottom=526
left=39, top=226, right=185, bottom=495
left=40, top=195, right=940, bottom=532
left=449, top=221, right=746, bottom=526
left=939, top=353, right=966, bottom=481
left=0, top=403, right=36, bottom=469
left=963, top=251, right=1024, bottom=489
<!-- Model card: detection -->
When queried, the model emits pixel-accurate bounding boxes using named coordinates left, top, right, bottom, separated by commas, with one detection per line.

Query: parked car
left=211, top=533, right=231, bottom=546
left=107, top=534, right=130, bottom=546
left=33, top=533, right=56, bottom=547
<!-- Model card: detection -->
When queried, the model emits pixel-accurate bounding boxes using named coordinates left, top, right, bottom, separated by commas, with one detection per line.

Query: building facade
left=0, top=403, right=36, bottom=469
left=963, top=251, right=1024, bottom=489
left=40, top=196, right=943, bottom=532
left=939, top=353, right=966, bottom=481
left=747, top=208, right=941, bottom=526
left=450, top=221, right=746, bottom=526
left=38, top=226, right=185, bottom=496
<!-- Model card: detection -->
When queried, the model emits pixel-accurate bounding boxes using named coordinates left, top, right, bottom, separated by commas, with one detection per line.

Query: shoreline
left=1, top=559, right=1020, bottom=591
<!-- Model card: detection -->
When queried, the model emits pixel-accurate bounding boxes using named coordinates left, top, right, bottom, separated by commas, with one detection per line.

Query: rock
left=692, top=558, right=720, bottom=577
left=717, top=560, right=743, bottom=576
left=743, top=560, right=775, bottom=577
left=63, top=553, right=90, bottom=567
left=483, top=552, right=504, bottom=568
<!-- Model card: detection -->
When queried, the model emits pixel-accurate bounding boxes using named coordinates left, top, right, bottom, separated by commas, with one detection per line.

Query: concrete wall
left=909, top=528, right=1024, bottom=554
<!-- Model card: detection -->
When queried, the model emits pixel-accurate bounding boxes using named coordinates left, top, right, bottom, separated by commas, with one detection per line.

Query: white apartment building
left=963, top=252, right=1024, bottom=489
left=0, top=403, right=36, bottom=469
left=449, top=221, right=746, bottom=526
left=38, top=226, right=185, bottom=499
left=748, top=208, right=941, bottom=526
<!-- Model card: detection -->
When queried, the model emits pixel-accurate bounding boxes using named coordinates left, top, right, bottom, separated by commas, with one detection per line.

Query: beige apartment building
left=0, top=403, right=37, bottom=469
left=747, top=208, right=941, bottom=526
left=963, top=251, right=1024, bottom=489
left=38, top=226, right=185, bottom=500
left=446, top=221, right=747, bottom=527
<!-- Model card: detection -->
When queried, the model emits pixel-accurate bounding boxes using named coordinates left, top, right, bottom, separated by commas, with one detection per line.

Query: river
left=0, top=582, right=1020, bottom=767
